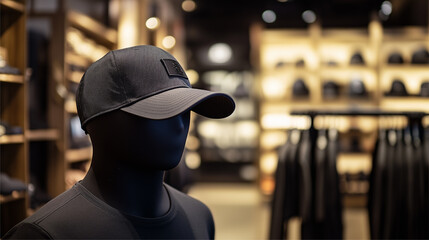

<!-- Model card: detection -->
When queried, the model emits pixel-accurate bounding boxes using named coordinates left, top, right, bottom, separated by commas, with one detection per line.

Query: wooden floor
left=188, top=183, right=370, bottom=240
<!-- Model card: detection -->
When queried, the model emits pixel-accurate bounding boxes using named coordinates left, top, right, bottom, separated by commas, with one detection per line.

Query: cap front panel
left=114, top=46, right=190, bottom=104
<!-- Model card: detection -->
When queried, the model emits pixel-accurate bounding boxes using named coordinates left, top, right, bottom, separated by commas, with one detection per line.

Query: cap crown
left=76, top=45, right=190, bottom=130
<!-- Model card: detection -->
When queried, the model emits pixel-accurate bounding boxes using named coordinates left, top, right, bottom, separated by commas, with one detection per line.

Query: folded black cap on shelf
left=411, top=47, right=429, bottom=64
left=292, top=78, right=310, bottom=97
left=295, top=59, right=305, bottom=67
left=348, top=77, right=368, bottom=98
left=420, top=81, right=429, bottom=97
left=350, top=51, right=365, bottom=65
left=386, top=79, right=408, bottom=97
left=387, top=52, right=404, bottom=64
left=0, top=173, right=27, bottom=195
left=76, top=45, right=235, bottom=132
left=323, top=81, right=340, bottom=99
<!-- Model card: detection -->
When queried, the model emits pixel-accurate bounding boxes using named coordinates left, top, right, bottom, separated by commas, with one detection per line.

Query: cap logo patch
left=161, top=59, right=188, bottom=79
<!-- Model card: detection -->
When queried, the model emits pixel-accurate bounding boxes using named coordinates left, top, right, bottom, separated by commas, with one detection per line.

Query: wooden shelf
left=65, top=147, right=92, bottom=163
left=380, top=97, right=429, bottom=112
left=0, top=134, right=24, bottom=144
left=0, top=0, right=25, bottom=13
left=68, top=11, right=117, bottom=48
left=0, top=73, right=24, bottom=83
left=0, top=191, right=26, bottom=204
left=26, top=129, right=59, bottom=141
left=65, top=52, right=91, bottom=68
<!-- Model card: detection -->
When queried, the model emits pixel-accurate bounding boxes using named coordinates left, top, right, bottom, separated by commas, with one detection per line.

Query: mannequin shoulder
left=3, top=222, right=52, bottom=239
left=164, top=184, right=212, bottom=216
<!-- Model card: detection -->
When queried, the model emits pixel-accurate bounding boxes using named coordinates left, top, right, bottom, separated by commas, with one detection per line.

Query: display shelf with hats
left=379, top=27, right=429, bottom=112
left=317, top=28, right=379, bottom=107
left=256, top=25, right=382, bottom=195
left=256, top=21, right=429, bottom=201
left=0, top=0, right=29, bottom=236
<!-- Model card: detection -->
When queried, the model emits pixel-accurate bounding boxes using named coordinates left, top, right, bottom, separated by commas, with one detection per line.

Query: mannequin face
left=87, top=110, right=190, bottom=170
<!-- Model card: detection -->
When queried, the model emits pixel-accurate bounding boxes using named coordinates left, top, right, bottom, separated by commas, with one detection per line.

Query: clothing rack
left=290, top=110, right=427, bottom=123
left=270, top=109, right=429, bottom=239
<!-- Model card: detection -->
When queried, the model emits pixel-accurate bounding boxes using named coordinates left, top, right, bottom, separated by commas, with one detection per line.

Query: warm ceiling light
left=182, top=0, right=196, bottom=12
left=208, top=43, right=232, bottom=64
left=302, top=10, right=316, bottom=23
left=145, top=17, right=160, bottom=29
left=162, top=35, right=176, bottom=49
left=262, top=10, right=276, bottom=23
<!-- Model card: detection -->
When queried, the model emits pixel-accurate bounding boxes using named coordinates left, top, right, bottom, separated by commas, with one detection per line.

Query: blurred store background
left=1, top=0, right=428, bottom=239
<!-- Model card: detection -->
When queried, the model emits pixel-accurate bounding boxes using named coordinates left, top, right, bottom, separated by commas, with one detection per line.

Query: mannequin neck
left=81, top=154, right=170, bottom=218
left=80, top=110, right=190, bottom=218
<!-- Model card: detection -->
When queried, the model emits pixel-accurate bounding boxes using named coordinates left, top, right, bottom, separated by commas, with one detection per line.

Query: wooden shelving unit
left=65, top=147, right=92, bottom=163
left=0, top=73, right=24, bottom=83
left=42, top=7, right=117, bottom=196
left=26, top=129, right=59, bottom=141
left=0, top=191, right=26, bottom=204
left=0, top=134, right=25, bottom=144
left=0, top=0, right=28, bottom=236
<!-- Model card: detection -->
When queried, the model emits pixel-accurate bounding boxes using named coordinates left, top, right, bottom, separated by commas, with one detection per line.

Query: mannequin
left=3, top=110, right=216, bottom=239
left=3, top=45, right=234, bottom=239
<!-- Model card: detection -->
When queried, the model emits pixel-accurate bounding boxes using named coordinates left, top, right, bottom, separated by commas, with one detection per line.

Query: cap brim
left=121, top=87, right=235, bottom=119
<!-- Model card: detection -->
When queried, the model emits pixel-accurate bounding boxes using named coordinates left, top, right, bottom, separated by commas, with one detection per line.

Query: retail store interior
left=1, top=0, right=428, bottom=239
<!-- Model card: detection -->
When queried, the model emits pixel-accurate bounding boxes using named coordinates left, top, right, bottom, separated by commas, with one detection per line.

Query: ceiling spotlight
left=182, top=0, right=196, bottom=12
left=302, top=10, right=316, bottom=23
left=381, top=1, right=392, bottom=15
left=208, top=43, right=232, bottom=64
left=277, top=0, right=289, bottom=2
left=145, top=17, right=160, bottom=30
left=262, top=10, right=277, bottom=23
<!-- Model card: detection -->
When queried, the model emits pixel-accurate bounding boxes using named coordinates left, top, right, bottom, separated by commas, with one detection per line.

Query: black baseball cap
left=385, top=79, right=408, bottom=97
left=323, top=81, right=340, bottom=99
left=387, top=52, right=404, bottom=64
left=76, top=45, right=235, bottom=132
left=292, top=78, right=309, bottom=98
left=350, top=51, right=365, bottom=65
left=411, top=47, right=429, bottom=64
left=420, top=81, right=429, bottom=97
left=348, top=77, right=368, bottom=98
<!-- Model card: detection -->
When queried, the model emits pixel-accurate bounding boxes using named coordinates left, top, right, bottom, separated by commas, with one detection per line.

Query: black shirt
left=4, top=183, right=214, bottom=239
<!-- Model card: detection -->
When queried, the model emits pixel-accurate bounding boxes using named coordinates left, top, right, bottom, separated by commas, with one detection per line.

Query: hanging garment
left=369, top=129, right=387, bottom=239
left=300, top=129, right=317, bottom=240
left=285, top=129, right=302, bottom=219
left=324, top=128, right=343, bottom=239
left=314, top=129, right=327, bottom=222
left=269, top=137, right=290, bottom=239
left=298, top=130, right=312, bottom=222
left=391, top=129, right=407, bottom=239
left=411, top=124, right=426, bottom=239
left=383, top=129, right=397, bottom=239
left=423, top=128, right=429, bottom=238
left=404, top=126, right=415, bottom=238
left=269, top=129, right=301, bottom=239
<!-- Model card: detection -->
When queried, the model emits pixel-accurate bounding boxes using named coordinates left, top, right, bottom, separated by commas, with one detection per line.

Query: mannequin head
left=86, top=109, right=190, bottom=171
